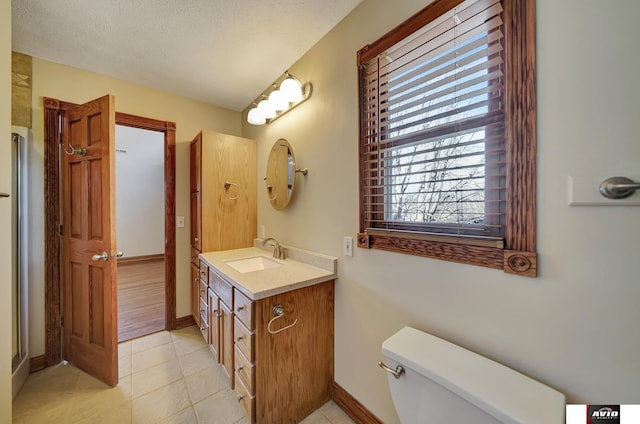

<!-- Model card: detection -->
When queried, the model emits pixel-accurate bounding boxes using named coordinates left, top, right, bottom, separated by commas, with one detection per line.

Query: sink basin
left=225, top=256, right=283, bottom=273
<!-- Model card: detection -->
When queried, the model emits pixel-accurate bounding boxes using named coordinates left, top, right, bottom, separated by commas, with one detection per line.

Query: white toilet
left=380, top=327, right=565, bottom=423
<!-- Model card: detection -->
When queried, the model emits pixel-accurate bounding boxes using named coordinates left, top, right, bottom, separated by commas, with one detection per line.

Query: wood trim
left=117, top=253, right=165, bottom=265
left=43, top=97, right=178, bottom=370
left=116, top=111, right=171, bottom=131
left=333, top=383, right=383, bottom=424
left=369, top=233, right=504, bottom=270
left=30, top=355, right=46, bottom=373
left=43, top=101, right=62, bottom=367
left=357, top=0, right=465, bottom=65
left=175, top=315, right=196, bottom=329
left=164, top=122, right=177, bottom=330
left=504, top=0, right=537, bottom=254
left=504, top=250, right=537, bottom=277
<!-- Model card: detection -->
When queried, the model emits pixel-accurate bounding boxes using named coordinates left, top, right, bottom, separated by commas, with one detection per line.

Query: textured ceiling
left=11, top=0, right=362, bottom=111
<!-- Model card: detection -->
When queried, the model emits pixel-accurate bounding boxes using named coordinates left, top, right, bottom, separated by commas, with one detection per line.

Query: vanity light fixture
left=246, top=71, right=311, bottom=125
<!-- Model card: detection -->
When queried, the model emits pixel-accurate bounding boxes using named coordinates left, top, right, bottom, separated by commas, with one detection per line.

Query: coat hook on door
left=63, top=140, right=87, bottom=156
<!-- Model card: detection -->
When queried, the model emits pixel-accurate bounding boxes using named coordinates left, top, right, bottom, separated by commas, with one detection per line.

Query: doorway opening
left=115, top=125, right=166, bottom=342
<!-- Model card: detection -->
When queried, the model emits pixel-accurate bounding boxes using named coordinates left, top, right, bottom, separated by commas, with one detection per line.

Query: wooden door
left=61, top=95, right=118, bottom=386
left=219, top=301, right=234, bottom=388
left=190, top=191, right=201, bottom=251
left=190, top=136, right=201, bottom=250
left=208, top=289, right=220, bottom=362
left=190, top=263, right=200, bottom=327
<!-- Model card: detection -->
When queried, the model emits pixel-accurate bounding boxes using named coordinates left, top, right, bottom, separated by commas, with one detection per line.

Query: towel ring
left=223, top=181, right=239, bottom=200
left=267, top=304, right=297, bottom=334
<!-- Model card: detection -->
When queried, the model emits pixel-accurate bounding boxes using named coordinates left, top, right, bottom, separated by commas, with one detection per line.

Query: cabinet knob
left=236, top=365, right=243, bottom=372
left=236, top=306, right=245, bottom=312
left=237, top=394, right=244, bottom=402
left=194, top=237, right=199, bottom=242
left=236, top=335, right=244, bottom=342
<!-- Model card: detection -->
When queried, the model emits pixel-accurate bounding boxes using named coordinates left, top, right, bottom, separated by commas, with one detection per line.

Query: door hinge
left=58, top=224, right=63, bottom=236
left=60, top=314, right=64, bottom=328
left=58, top=132, right=63, bottom=144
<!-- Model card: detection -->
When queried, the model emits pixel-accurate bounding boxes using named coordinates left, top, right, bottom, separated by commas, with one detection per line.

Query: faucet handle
left=280, top=247, right=286, bottom=260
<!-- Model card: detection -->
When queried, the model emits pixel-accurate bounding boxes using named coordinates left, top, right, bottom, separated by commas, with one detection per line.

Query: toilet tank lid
left=382, top=327, right=565, bottom=424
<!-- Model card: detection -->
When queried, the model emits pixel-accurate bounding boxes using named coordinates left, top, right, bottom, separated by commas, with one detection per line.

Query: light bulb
left=268, top=89, right=289, bottom=112
left=247, top=107, right=266, bottom=125
left=257, top=99, right=276, bottom=120
left=279, top=77, right=303, bottom=103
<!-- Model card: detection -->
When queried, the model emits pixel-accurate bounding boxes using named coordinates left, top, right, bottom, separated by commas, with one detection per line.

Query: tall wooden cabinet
left=190, top=131, right=256, bottom=330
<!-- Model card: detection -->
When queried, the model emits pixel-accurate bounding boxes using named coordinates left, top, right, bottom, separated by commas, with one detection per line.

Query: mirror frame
left=266, top=138, right=296, bottom=210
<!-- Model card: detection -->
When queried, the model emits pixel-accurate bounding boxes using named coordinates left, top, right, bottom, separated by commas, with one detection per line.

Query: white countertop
left=199, top=244, right=337, bottom=300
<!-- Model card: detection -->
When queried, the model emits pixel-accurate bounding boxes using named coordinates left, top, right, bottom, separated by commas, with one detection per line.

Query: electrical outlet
left=176, top=216, right=185, bottom=228
left=343, top=236, right=353, bottom=257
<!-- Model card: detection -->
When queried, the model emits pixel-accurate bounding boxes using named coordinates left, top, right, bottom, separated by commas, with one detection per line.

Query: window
left=357, top=0, right=537, bottom=277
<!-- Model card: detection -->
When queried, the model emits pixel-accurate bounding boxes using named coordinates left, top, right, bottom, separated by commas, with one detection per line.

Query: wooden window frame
left=357, top=0, right=537, bottom=277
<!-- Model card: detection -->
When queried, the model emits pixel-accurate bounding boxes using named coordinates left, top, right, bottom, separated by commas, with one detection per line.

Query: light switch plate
left=343, top=237, right=353, bottom=257
left=176, top=216, right=185, bottom=227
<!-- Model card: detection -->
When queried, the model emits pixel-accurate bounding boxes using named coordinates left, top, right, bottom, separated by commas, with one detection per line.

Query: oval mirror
left=266, top=139, right=296, bottom=210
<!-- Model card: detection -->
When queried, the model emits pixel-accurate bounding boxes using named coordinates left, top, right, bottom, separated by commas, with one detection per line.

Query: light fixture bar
left=246, top=71, right=312, bottom=125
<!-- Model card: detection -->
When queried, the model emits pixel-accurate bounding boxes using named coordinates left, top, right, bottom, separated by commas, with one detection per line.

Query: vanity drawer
left=199, top=261, right=209, bottom=284
left=199, top=297, right=208, bottom=327
left=199, top=280, right=208, bottom=303
left=234, top=344, right=254, bottom=394
left=234, top=289, right=254, bottom=330
left=234, top=317, right=254, bottom=362
left=191, top=247, right=200, bottom=266
left=234, top=372, right=255, bottom=423
left=209, top=269, right=234, bottom=307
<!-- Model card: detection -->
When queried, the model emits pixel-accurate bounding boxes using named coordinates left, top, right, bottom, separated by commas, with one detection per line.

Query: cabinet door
left=190, top=134, right=201, bottom=194
left=219, top=301, right=235, bottom=388
left=190, top=191, right=201, bottom=250
left=208, top=289, right=220, bottom=362
left=190, top=263, right=200, bottom=327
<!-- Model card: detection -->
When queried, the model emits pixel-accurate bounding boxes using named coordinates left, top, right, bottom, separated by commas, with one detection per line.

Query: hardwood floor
left=117, top=258, right=165, bottom=342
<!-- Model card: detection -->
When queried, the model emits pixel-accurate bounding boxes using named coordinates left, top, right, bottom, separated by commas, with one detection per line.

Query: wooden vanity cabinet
left=189, top=130, right=256, bottom=330
left=232, top=280, right=335, bottom=424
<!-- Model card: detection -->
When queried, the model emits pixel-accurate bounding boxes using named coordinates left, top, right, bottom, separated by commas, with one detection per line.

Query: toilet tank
left=382, top=327, right=565, bottom=424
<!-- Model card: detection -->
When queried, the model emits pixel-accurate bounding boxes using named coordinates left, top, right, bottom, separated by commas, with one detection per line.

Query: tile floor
left=12, top=326, right=355, bottom=424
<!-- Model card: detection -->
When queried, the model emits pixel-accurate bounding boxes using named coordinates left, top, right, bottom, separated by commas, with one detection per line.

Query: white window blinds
left=359, top=0, right=506, bottom=241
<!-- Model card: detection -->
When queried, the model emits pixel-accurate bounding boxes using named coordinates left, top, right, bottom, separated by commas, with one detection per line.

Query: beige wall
left=1, top=0, right=13, bottom=420
left=27, top=58, right=242, bottom=356
left=243, top=0, right=640, bottom=422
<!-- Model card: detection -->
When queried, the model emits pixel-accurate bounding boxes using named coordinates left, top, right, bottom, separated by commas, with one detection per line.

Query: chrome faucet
left=262, top=237, right=286, bottom=260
